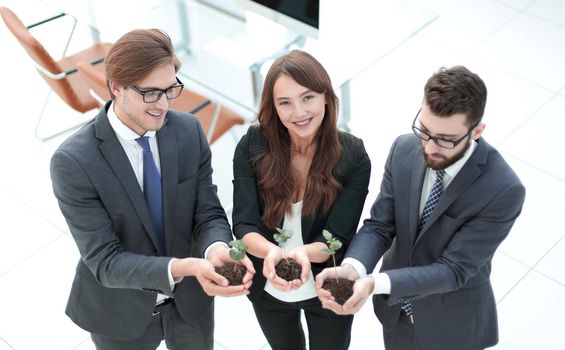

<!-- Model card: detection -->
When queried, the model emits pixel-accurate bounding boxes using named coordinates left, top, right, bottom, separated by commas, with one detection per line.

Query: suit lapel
left=409, top=151, right=427, bottom=245
left=95, top=104, right=164, bottom=254
left=156, top=118, right=179, bottom=255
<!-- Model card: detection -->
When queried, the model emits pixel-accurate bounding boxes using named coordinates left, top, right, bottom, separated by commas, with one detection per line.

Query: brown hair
left=105, top=29, right=181, bottom=98
left=424, top=65, right=487, bottom=127
left=256, top=50, right=342, bottom=228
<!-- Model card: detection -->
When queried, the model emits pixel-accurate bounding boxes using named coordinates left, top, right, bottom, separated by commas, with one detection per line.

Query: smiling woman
left=272, top=74, right=326, bottom=149
left=255, top=50, right=343, bottom=225
left=231, top=50, right=371, bottom=350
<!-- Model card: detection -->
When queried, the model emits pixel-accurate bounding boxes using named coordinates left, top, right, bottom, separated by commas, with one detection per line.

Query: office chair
left=76, top=60, right=245, bottom=144
left=0, top=6, right=112, bottom=141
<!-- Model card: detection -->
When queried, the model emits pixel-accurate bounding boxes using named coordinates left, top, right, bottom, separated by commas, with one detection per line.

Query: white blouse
left=264, top=201, right=317, bottom=302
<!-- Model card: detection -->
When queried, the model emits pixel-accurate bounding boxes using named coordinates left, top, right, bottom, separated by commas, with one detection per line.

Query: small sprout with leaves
left=321, top=229, right=342, bottom=255
left=272, top=227, right=302, bottom=281
left=215, top=239, right=248, bottom=285
left=229, top=239, right=248, bottom=262
left=274, top=227, right=294, bottom=258
left=273, top=227, right=293, bottom=244
left=320, top=229, right=343, bottom=283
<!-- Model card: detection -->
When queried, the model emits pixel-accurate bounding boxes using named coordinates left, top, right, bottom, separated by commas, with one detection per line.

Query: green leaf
left=229, top=249, right=245, bottom=261
left=321, top=248, right=334, bottom=255
left=322, top=229, right=333, bottom=241
left=230, top=239, right=247, bottom=251
left=228, top=239, right=247, bottom=261
left=329, top=240, right=342, bottom=251
left=274, top=227, right=293, bottom=243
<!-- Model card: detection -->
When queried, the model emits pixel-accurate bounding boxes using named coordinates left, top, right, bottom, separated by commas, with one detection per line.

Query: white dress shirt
left=107, top=103, right=174, bottom=303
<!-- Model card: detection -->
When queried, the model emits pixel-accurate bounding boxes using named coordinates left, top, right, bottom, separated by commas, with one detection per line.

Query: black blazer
left=51, top=102, right=232, bottom=340
left=232, top=125, right=371, bottom=301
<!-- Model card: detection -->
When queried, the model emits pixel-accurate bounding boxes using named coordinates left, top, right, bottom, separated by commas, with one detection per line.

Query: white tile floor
left=0, top=0, right=564, bottom=349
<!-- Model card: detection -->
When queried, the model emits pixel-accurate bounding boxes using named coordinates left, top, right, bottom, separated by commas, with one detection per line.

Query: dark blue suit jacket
left=346, top=134, right=525, bottom=349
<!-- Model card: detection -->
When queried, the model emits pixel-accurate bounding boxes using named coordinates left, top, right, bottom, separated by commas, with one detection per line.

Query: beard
left=422, top=136, right=471, bottom=170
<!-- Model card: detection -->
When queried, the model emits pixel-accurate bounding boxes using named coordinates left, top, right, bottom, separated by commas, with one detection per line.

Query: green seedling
left=229, top=239, right=248, bottom=270
left=274, top=227, right=293, bottom=244
left=321, top=229, right=343, bottom=283
left=274, top=227, right=293, bottom=257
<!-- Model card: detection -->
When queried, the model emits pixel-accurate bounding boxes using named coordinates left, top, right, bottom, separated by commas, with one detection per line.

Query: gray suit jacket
left=50, top=102, right=232, bottom=340
left=346, top=134, right=525, bottom=349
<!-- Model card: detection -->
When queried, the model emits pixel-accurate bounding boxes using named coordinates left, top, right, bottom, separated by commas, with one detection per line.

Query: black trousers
left=252, top=292, right=353, bottom=350
left=91, top=300, right=214, bottom=350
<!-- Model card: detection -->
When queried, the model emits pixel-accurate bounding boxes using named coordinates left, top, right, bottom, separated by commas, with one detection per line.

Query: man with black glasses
left=316, top=66, right=526, bottom=349
left=50, top=29, right=254, bottom=349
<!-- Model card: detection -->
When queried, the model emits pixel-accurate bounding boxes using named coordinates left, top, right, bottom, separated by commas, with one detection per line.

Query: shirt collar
left=443, top=138, right=477, bottom=179
left=107, top=101, right=156, bottom=140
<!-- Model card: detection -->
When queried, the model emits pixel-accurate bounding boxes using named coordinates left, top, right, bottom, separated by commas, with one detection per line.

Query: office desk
left=40, top=0, right=437, bottom=125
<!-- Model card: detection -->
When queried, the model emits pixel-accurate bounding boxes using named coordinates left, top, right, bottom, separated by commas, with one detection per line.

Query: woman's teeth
left=294, top=118, right=311, bottom=127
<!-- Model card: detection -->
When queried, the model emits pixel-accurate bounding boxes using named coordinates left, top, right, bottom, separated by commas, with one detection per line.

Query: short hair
left=105, top=29, right=181, bottom=98
left=424, top=65, right=487, bottom=127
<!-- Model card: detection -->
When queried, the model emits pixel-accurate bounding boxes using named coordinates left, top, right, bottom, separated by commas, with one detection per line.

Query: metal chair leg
left=33, top=89, right=90, bottom=142
left=206, top=104, right=222, bottom=142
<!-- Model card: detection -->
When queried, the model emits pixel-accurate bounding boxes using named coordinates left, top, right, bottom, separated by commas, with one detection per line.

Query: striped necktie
left=417, top=169, right=446, bottom=233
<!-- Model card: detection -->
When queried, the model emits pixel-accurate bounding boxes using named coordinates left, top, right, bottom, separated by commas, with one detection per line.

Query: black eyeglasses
left=130, top=77, right=184, bottom=103
left=411, top=109, right=476, bottom=149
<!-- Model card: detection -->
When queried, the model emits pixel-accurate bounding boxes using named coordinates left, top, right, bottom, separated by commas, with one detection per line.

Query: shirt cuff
left=204, top=241, right=229, bottom=259
left=342, top=257, right=367, bottom=278
left=168, top=258, right=183, bottom=290
left=372, top=272, right=391, bottom=295
left=341, top=258, right=391, bottom=295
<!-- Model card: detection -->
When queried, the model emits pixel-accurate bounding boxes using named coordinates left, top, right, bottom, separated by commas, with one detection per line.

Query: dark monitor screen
left=253, top=0, right=319, bottom=29
left=236, top=0, right=320, bottom=38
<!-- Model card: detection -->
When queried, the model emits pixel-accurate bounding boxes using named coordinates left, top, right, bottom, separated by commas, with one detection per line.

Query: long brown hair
left=256, top=50, right=342, bottom=228
left=105, top=29, right=181, bottom=98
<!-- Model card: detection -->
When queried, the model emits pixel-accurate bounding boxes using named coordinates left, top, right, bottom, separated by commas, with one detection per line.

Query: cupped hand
left=192, top=258, right=250, bottom=297
left=287, top=246, right=312, bottom=289
left=263, top=246, right=292, bottom=291
left=316, top=269, right=374, bottom=316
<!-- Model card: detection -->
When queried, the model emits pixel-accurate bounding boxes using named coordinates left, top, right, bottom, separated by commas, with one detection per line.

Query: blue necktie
left=136, top=137, right=165, bottom=255
left=403, top=169, right=446, bottom=323
left=417, top=169, right=446, bottom=233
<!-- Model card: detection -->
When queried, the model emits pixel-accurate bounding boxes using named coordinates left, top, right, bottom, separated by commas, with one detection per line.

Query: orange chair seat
left=53, top=43, right=112, bottom=112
